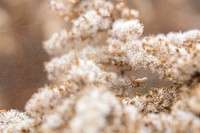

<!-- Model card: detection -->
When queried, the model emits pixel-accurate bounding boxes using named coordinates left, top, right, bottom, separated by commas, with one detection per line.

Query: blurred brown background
left=0, top=0, right=200, bottom=110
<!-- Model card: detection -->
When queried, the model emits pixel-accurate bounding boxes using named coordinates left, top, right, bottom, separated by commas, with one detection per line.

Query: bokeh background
left=0, top=0, right=200, bottom=110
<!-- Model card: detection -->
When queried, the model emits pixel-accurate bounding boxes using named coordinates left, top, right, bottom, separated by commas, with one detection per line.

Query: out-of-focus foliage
left=0, top=0, right=65, bottom=109
left=129, top=0, right=200, bottom=34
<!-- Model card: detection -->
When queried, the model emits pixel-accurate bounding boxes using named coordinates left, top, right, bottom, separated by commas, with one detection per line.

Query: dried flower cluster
left=1, top=0, right=200, bottom=132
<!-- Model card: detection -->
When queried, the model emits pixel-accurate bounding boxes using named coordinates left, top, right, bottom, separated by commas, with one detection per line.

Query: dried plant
left=0, top=0, right=200, bottom=133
